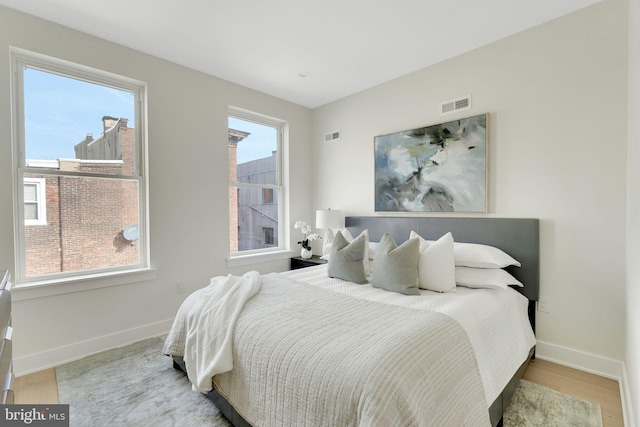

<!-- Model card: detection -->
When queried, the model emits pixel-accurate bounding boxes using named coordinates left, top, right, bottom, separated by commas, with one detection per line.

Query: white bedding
left=281, top=264, right=536, bottom=405
left=164, top=264, right=535, bottom=426
left=210, top=272, right=490, bottom=426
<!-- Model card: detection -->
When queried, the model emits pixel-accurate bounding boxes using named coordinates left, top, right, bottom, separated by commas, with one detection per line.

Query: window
left=262, top=188, right=274, bottom=204
left=228, top=108, right=285, bottom=254
left=263, top=227, right=275, bottom=245
left=11, top=48, right=149, bottom=284
left=23, top=177, right=47, bottom=225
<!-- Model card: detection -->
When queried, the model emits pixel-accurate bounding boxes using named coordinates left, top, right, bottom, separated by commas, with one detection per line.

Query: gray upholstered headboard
left=345, top=216, right=540, bottom=302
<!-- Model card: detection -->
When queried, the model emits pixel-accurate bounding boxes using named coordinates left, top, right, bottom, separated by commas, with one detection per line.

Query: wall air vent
left=324, top=130, right=341, bottom=143
left=440, top=95, right=472, bottom=116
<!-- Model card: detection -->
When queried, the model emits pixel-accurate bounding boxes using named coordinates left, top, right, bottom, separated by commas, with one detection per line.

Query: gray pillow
left=327, top=231, right=367, bottom=284
left=371, top=232, right=420, bottom=295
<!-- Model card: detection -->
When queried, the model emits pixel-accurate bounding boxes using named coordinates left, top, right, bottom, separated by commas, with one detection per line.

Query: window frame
left=10, top=47, right=151, bottom=287
left=228, top=107, right=288, bottom=260
left=23, top=177, right=47, bottom=226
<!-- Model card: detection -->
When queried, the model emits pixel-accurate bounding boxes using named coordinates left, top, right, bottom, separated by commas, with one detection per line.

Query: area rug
left=504, top=379, right=602, bottom=427
left=56, top=336, right=230, bottom=427
left=56, top=337, right=602, bottom=427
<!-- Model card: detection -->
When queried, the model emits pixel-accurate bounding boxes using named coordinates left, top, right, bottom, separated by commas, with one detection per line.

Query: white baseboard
left=13, top=318, right=174, bottom=377
left=536, top=340, right=623, bottom=379
left=536, top=340, right=634, bottom=427
left=619, top=363, right=637, bottom=427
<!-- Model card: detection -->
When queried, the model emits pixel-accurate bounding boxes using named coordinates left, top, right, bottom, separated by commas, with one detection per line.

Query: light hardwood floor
left=14, top=368, right=59, bottom=405
left=522, top=358, right=624, bottom=427
left=14, top=358, right=624, bottom=426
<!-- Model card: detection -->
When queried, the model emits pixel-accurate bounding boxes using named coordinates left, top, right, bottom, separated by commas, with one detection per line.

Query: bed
left=164, top=216, right=539, bottom=427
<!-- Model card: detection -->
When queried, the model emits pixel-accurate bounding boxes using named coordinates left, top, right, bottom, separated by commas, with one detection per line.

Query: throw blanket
left=165, top=273, right=490, bottom=426
left=168, top=271, right=261, bottom=393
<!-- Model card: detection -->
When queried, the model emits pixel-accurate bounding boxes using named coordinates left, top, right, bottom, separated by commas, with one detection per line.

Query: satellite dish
left=123, top=224, right=139, bottom=241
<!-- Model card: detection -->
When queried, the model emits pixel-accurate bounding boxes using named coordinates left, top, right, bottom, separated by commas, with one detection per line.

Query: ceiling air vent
left=324, top=130, right=341, bottom=143
left=440, top=95, right=471, bottom=116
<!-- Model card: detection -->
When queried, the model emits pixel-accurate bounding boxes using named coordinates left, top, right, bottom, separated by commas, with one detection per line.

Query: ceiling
left=0, top=0, right=600, bottom=108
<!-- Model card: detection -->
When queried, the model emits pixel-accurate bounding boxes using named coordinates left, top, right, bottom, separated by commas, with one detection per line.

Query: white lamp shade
left=315, top=209, right=344, bottom=230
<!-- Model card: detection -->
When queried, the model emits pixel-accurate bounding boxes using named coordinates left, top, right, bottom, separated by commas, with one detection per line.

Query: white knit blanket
left=165, top=272, right=490, bottom=426
left=165, top=271, right=261, bottom=393
left=283, top=265, right=536, bottom=406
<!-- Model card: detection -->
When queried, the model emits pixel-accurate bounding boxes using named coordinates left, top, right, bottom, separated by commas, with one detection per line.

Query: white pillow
left=321, top=230, right=336, bottom=259
left=368, top=242, right=379, bottom=260
left=427, top=240, right=521, bottom=269
left=455, top=267, right=523, bottom=290
left=410, top=231, right=456, bottom=293
left=322, top=229, right=371, bottom=273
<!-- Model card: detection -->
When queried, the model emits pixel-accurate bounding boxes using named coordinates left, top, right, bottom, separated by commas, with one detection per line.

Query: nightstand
left=290, top=255, right=327, bottom=270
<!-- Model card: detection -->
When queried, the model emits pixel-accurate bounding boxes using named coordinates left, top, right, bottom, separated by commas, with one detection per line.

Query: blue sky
left=228, top=117, right=277, bottom=164
left=24, top=67, right=135, bottom=160
left=24, top=66, right=277, bottom=163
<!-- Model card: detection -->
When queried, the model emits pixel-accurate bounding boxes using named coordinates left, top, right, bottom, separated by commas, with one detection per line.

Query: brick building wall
left=24, top=118, right=139, bottom=277
left=229, top=141, right=239, bottom=253
left=24, top=175, right=61, bottom=275
left=228, top=129, right=250, bottom=253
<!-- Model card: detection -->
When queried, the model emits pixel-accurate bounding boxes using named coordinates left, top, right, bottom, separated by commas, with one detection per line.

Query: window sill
left=12, top=268, right=157, bottom=302
left=227, top=250, right=295, bottom=268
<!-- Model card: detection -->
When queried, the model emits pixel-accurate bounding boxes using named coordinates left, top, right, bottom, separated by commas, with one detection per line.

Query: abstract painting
left=374, top=114, right=487, bottom=212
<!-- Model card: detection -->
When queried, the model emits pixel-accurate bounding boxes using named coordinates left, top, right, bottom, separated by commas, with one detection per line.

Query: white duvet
left=164, top=265, right=535, bottom=426
left=283, top=265, right=536, bottom=405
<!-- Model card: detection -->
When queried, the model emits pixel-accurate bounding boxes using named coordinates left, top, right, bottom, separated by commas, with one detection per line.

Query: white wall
left=0, top=6, right=313, bottom=373
left=627, top=0, right=640, bottom=424
left=312, top=0, right=628, bottom=368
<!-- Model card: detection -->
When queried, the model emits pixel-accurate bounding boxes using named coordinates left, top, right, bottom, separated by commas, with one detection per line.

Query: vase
left=301, top=248, right=312, bottom=259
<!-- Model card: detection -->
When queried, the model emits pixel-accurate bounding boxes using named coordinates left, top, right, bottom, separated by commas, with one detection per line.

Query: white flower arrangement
left=294, top=220, right=321, bottom=251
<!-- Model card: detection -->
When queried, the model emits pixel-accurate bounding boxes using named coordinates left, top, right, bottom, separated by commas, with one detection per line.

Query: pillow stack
left=326, top=228, right=522, bottom=294
left=449, top=241, right=522, bottom=289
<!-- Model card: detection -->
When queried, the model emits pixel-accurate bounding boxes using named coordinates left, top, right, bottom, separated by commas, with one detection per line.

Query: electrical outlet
left=176, top=281, right=186, bottom=294
left=538, top=296, right=551, bottom=313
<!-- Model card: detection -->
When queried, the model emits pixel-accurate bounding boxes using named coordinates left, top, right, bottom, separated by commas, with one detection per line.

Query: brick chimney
left=102, top=116, right=119, bottom=133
